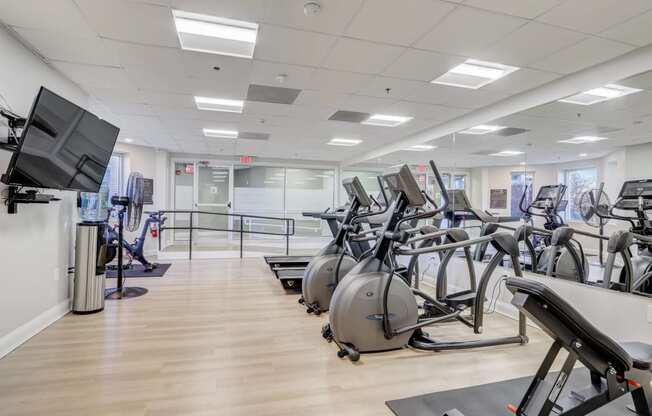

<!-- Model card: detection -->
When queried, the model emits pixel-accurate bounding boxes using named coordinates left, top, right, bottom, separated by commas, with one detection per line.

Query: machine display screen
left=620, top=179, right=652, bottom=199
left=536, top=185, right=562, bottom=201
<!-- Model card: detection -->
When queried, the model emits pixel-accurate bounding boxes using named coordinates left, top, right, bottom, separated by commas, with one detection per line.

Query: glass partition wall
left=169, top=161, right=336, bottom=255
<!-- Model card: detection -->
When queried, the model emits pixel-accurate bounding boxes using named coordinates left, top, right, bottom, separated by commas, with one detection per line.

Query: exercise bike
left=104, top=210, right=165, bottom=272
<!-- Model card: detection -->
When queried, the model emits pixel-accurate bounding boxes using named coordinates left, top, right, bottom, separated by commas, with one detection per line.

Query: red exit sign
left=240, top=155, right=253, bottom=164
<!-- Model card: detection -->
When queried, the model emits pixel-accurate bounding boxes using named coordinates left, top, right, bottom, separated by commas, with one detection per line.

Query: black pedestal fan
left=105, top=172, right=148, bottom=300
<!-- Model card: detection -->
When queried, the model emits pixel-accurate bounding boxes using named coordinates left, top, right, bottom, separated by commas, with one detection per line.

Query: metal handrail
left=157, top=209, right=296, bottom=259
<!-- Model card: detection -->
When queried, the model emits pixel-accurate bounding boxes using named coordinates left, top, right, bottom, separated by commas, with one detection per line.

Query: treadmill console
left=383, top=165, right=426, bottom=207
left=615, top=179, right=652, bottom=210
left=342, top=176, right=372, bottom=208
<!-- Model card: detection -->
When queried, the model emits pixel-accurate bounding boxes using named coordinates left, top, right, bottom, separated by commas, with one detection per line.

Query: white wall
left=0, top=27, right=88, bottom=357
left=112, top=143, right=169, bottom=255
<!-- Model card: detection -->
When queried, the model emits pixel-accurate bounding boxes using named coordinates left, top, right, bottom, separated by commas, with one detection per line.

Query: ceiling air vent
left=328, top=110, right=371, bottom=123
left=495, top=127, right=530, bottom=137
left=246, top=84, right=301, bottom=104
left=238, top=132, right=269, bottom=141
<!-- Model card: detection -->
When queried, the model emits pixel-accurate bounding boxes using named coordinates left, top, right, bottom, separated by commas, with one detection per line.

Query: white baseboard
left=0, top=299, right=71, bottom=359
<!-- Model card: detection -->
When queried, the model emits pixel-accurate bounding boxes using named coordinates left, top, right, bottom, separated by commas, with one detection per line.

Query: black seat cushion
left=506, top=278, right=633, bottom=373
left=621, top=342, right=652, bottom=371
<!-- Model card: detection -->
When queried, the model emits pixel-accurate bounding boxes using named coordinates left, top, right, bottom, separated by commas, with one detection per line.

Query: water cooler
left=73, top=222, right=108, bottom=314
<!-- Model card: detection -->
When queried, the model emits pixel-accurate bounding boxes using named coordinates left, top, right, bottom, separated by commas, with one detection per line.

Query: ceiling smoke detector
left=304, top=1, right=322, bottom=16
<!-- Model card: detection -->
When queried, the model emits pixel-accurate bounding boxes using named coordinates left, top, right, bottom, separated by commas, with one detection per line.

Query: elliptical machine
left=323, top=162, right=528, bottom=361
left=516, top=185, right=589, bottom=282
left=597, top=179, right=652, bottom=296
left=300, top=176, right=376, bottom=314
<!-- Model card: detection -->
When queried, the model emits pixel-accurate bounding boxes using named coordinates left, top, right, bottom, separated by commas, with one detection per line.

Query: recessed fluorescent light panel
left=489, top=150, right=524, bottom=157
left=362, top=114, right=413, bottom=127
left=459, top=125, right=507, bottom=135
left=203, top=129, right=238, bottom=139
left=327, top=138, right=362, bottom=147
left=173, top=10, right=258, bottom=58
left=431, top=59, right=519, bottom=89
left=558, top=136, right=608, bottom=144
left=559, top=84, right=642, bottom=105
left=194, top=96, right=244, bottom=113
left=404, top=144, right=437, bottom=151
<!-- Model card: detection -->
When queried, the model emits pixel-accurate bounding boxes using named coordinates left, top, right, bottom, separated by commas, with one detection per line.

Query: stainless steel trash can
left=73, top=222, right=107, bottom=314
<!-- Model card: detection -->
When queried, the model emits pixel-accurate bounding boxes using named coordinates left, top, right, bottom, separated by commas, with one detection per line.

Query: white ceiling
left=1, top=0, right=652, bottom=166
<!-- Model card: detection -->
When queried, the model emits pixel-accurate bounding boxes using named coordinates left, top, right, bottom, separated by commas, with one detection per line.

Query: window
left=563, top=167, right=597, bottom=221
left=453, top=174, right=466, bottom=190
left=104, top=154, right=123, bottom=205
left=511, top=172, right=534, bottom=216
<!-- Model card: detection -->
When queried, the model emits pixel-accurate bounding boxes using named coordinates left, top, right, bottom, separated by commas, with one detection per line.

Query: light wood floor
left=0, top=259, right=554, bottom=416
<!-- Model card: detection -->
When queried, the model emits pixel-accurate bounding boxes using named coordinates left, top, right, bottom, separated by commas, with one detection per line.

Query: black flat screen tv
left=1, top=87, right=119, bottom=193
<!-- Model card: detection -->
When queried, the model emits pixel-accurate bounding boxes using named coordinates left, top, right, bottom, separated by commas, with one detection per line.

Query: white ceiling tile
left=243, top=101, right=295, bottom=118
left=75, top=0, right=179, bottom=47
left=140, top=91, right=195, bottom=108
left=181, top=51, right=252, bottom=80
left=531, top=36, right=634, bottom=74
left=114, top=41, right=183, bottom=72
left=86, top=87, right=146, bottom=103
left=463, top=0, right=562, bottom=19
left=356, top=76, right=424, bottom=100
left=262, top=0, right=363, bottom=35
left=106, top=101, right=156, bottom=116
left=382, top=49, right=465, bottom=82
left=537, top=0, right=652, bottom=34
left=602, top=10, right=652, bottom=46
left=323, top=38, right=405, bottom=74
left=344, top=0, right=456, bottom=46
left=171, top=0, right=265, bottom=22
left=51, top=61, right=132, bottom=90
left=483, top=68, right=560, bottom=95
left=309, top=69, right=373, bottom=94
left=477, top=22, right=586, bottom=67
left=250, top=61, right=315, bottom=90
left=385, top=101, right=469, bottom=121
left=408, top=83, right=509, bottom=108
left=13, top=28, right=121, bottom=66
left=342, top=95, right=396, bottom=113
left=0, top=0, right=95, bottom=36
left=415, top=6, right=526, bottom=56
left=293, top=90, right=349, bottom=108
left=254, top=24, right=337, bottom=66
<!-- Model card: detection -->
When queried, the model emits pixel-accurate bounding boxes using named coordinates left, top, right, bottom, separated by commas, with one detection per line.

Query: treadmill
left=264, top=210, right=343, bottom=290
left=265, top=178, right=388, bottom=290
